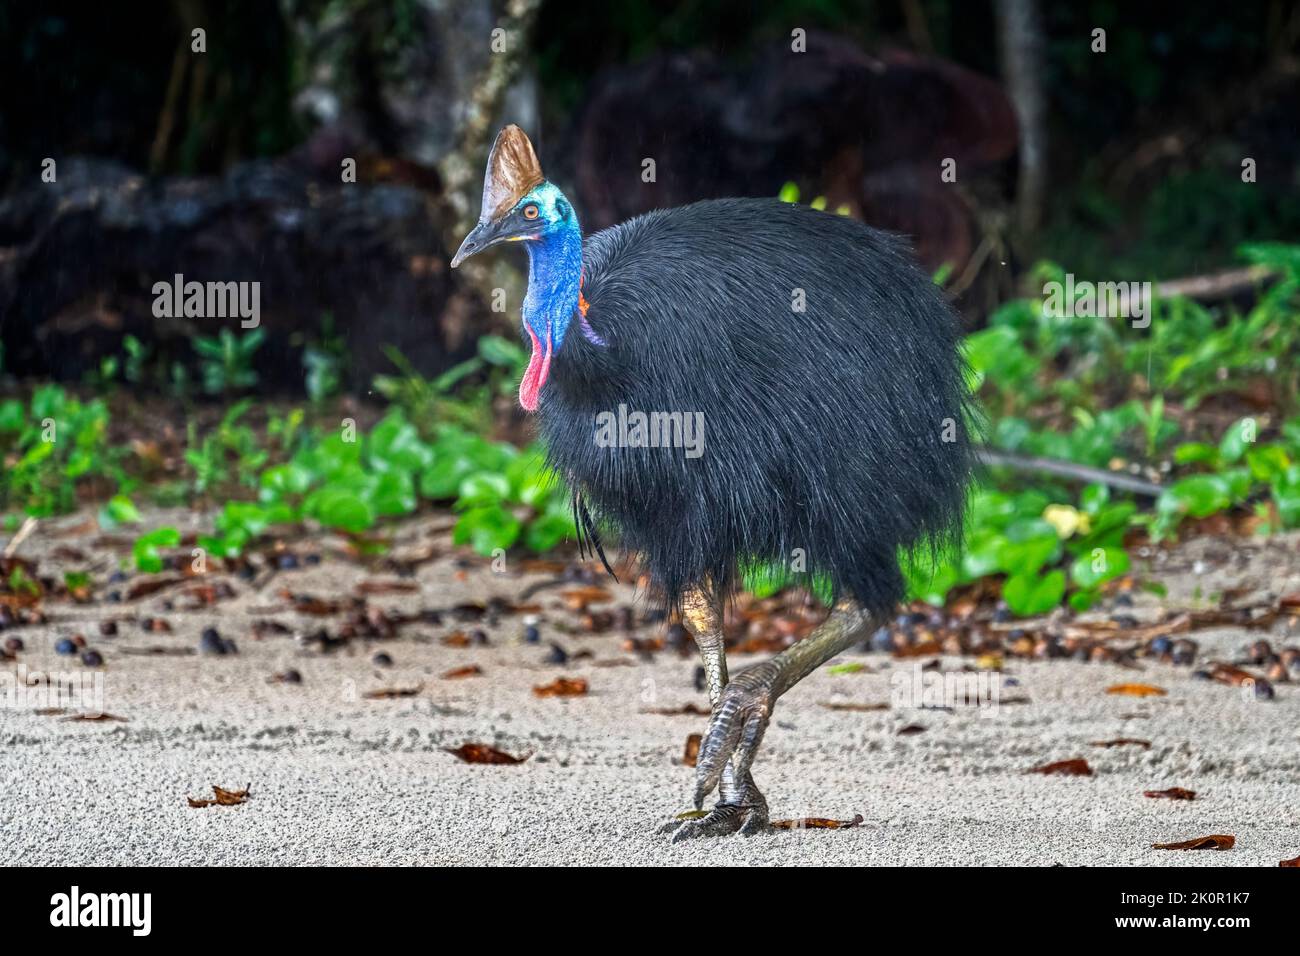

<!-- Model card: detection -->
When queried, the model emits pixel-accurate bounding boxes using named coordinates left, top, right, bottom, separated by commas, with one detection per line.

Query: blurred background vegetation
left=2, top=0, right=1299, bottom=618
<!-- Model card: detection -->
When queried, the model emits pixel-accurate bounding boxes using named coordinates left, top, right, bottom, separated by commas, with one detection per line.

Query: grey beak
left=451, top=220, right=496, bottom=268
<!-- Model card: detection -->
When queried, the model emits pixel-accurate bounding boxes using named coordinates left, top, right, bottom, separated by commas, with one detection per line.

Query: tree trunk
left=995, top=0, right=1047, bottom=237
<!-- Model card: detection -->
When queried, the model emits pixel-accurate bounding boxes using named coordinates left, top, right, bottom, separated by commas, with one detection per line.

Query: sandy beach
left=3, top=512, right=1299, bottom=866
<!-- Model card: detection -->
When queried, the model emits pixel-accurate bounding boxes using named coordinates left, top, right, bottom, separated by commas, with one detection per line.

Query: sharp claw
left=668, top=802, right=770, bottom=842
left=738, top=809, right=769, bottom=837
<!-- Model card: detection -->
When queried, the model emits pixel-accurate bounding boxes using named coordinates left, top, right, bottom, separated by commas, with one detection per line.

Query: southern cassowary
left=453, top=126, right=972, bottom=840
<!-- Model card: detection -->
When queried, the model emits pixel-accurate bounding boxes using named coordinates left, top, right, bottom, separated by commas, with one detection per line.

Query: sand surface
left=2, top=511, right=1299, bottom=866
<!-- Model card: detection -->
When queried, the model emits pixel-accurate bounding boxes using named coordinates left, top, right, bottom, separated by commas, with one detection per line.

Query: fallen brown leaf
left=897, top=724, right=927, bottom=735
left=187, top=784, right=251, bottom=808
left=532, top=677, right=588, bottom=698
left=1153, top=834, right=1234, bottom=851
left=1028, top=758, right=1093, bottom=776
left=1106, top=683, right=1167, bottom=697
left=1204, top=662, right=1262, bottom=687
left=770, top=814, right=864, bottom=830
left=1144, top=787, right=1197, bottom=800
left=682, top=732, right=702, bottom=767
left=893, top=641, right=943, bottom=658
left=559, top=586, right=613, bottom=610
left=444, top=743, right=530, bottom=765
left=441, top=665, right=484, bottom=679
left=355, top=579, right=420, bottom=595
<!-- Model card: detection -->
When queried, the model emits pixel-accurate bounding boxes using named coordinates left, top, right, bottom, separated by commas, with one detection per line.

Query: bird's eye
left=522, top=203, right=540, bottom=220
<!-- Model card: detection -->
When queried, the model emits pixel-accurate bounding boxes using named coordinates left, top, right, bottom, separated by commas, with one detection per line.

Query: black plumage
left=542, top=197, right=973, bottom=614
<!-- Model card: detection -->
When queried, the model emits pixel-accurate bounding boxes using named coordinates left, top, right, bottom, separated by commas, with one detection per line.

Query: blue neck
left=523, top=217, right=583, bottom=352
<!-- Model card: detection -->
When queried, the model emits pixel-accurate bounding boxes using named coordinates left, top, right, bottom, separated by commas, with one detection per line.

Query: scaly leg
left=660, top=586, right=770, bottom=840
left=675, top=596, right=879, bottom=840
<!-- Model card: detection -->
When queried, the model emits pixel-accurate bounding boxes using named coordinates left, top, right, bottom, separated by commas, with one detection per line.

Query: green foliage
left=194, top=328, right=265, bottom=395
left=98, top=493, right=142, bottom=529
left=171, top=408, right=576, bottom=565
left=776, top=181, right=850, bottom=216
left=302, top=313, right=347, bottom=403
left=0, top=385, right=125, bottom=517
left=133, top=526, right=180, bottom=573
left=902, top=481, right=1139, bottom=616
left=123, top=335, right=150, bottom=385
left=1157, top=414, right=1300, bottom=538
left=934, top=242, right=1300, bottom=616
left=740, top=559, right=834, bottom=605
left=373, top=335, right=526, bottom=434
left=303, top=347, right=342, bottom=403
left=183, top=400, right=270, bottom=495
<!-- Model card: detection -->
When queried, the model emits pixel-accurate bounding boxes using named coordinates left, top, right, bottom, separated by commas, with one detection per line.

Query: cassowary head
left=452, top=125, right=584, bottom=411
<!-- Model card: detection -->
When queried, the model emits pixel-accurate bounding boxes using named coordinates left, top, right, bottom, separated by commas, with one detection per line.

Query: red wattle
left=519, top=324, right=553, bottom=412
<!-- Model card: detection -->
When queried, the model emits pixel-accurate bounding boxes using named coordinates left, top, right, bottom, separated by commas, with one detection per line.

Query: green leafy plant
left=0, top=385, right=124, bottom=517
left=133, top=526, right=180, bottom=573
left=194, top=328, right=266, bottom=395
left=373, top=334, right=528, bottom=434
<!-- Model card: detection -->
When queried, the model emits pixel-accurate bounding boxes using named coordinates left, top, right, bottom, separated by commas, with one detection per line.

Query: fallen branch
left=1155, top=265, right=1279, bottom=303
left=977, top=448, right=1163, bottom=497
left=2, top=517, right=39, bottom=558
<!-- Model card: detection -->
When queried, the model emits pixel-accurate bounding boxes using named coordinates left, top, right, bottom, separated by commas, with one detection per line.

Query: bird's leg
left=660, top=586, right=769, bottom=841
left=681, top=586, right=728, bottom=707
left=674, top=597, right=878, bottom=841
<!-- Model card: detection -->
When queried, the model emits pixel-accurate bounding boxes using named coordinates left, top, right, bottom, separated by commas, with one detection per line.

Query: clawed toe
left=662, top=662, right=778, bottom=843
left=668, top=802, right=769, bottom=842
left=662, top=767, right=770, bottom=841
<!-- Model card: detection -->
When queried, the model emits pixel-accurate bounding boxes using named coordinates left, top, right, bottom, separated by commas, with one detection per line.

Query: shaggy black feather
left=541, top=198, right=972, bottom=615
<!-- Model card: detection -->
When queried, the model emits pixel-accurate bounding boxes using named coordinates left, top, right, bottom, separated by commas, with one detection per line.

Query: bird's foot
left=660, top=665, right=776, bottom=841
left=661, top=771, right=769, bottom=842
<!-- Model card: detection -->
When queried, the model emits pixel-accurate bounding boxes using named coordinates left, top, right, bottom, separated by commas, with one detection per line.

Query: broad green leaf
left=308, top=489, right=374, bottom=533
left=98, top=494, right=141, bottom=528
left=1218, top=417, right=1256, bottom=463
left=453, top=505, right=521, bottom=555
left=1069, top=547, right=1131, bottom=589
left=1157, top=474, right=1232, bottom=522
left=1003, top=569, right=1065, bottom=616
